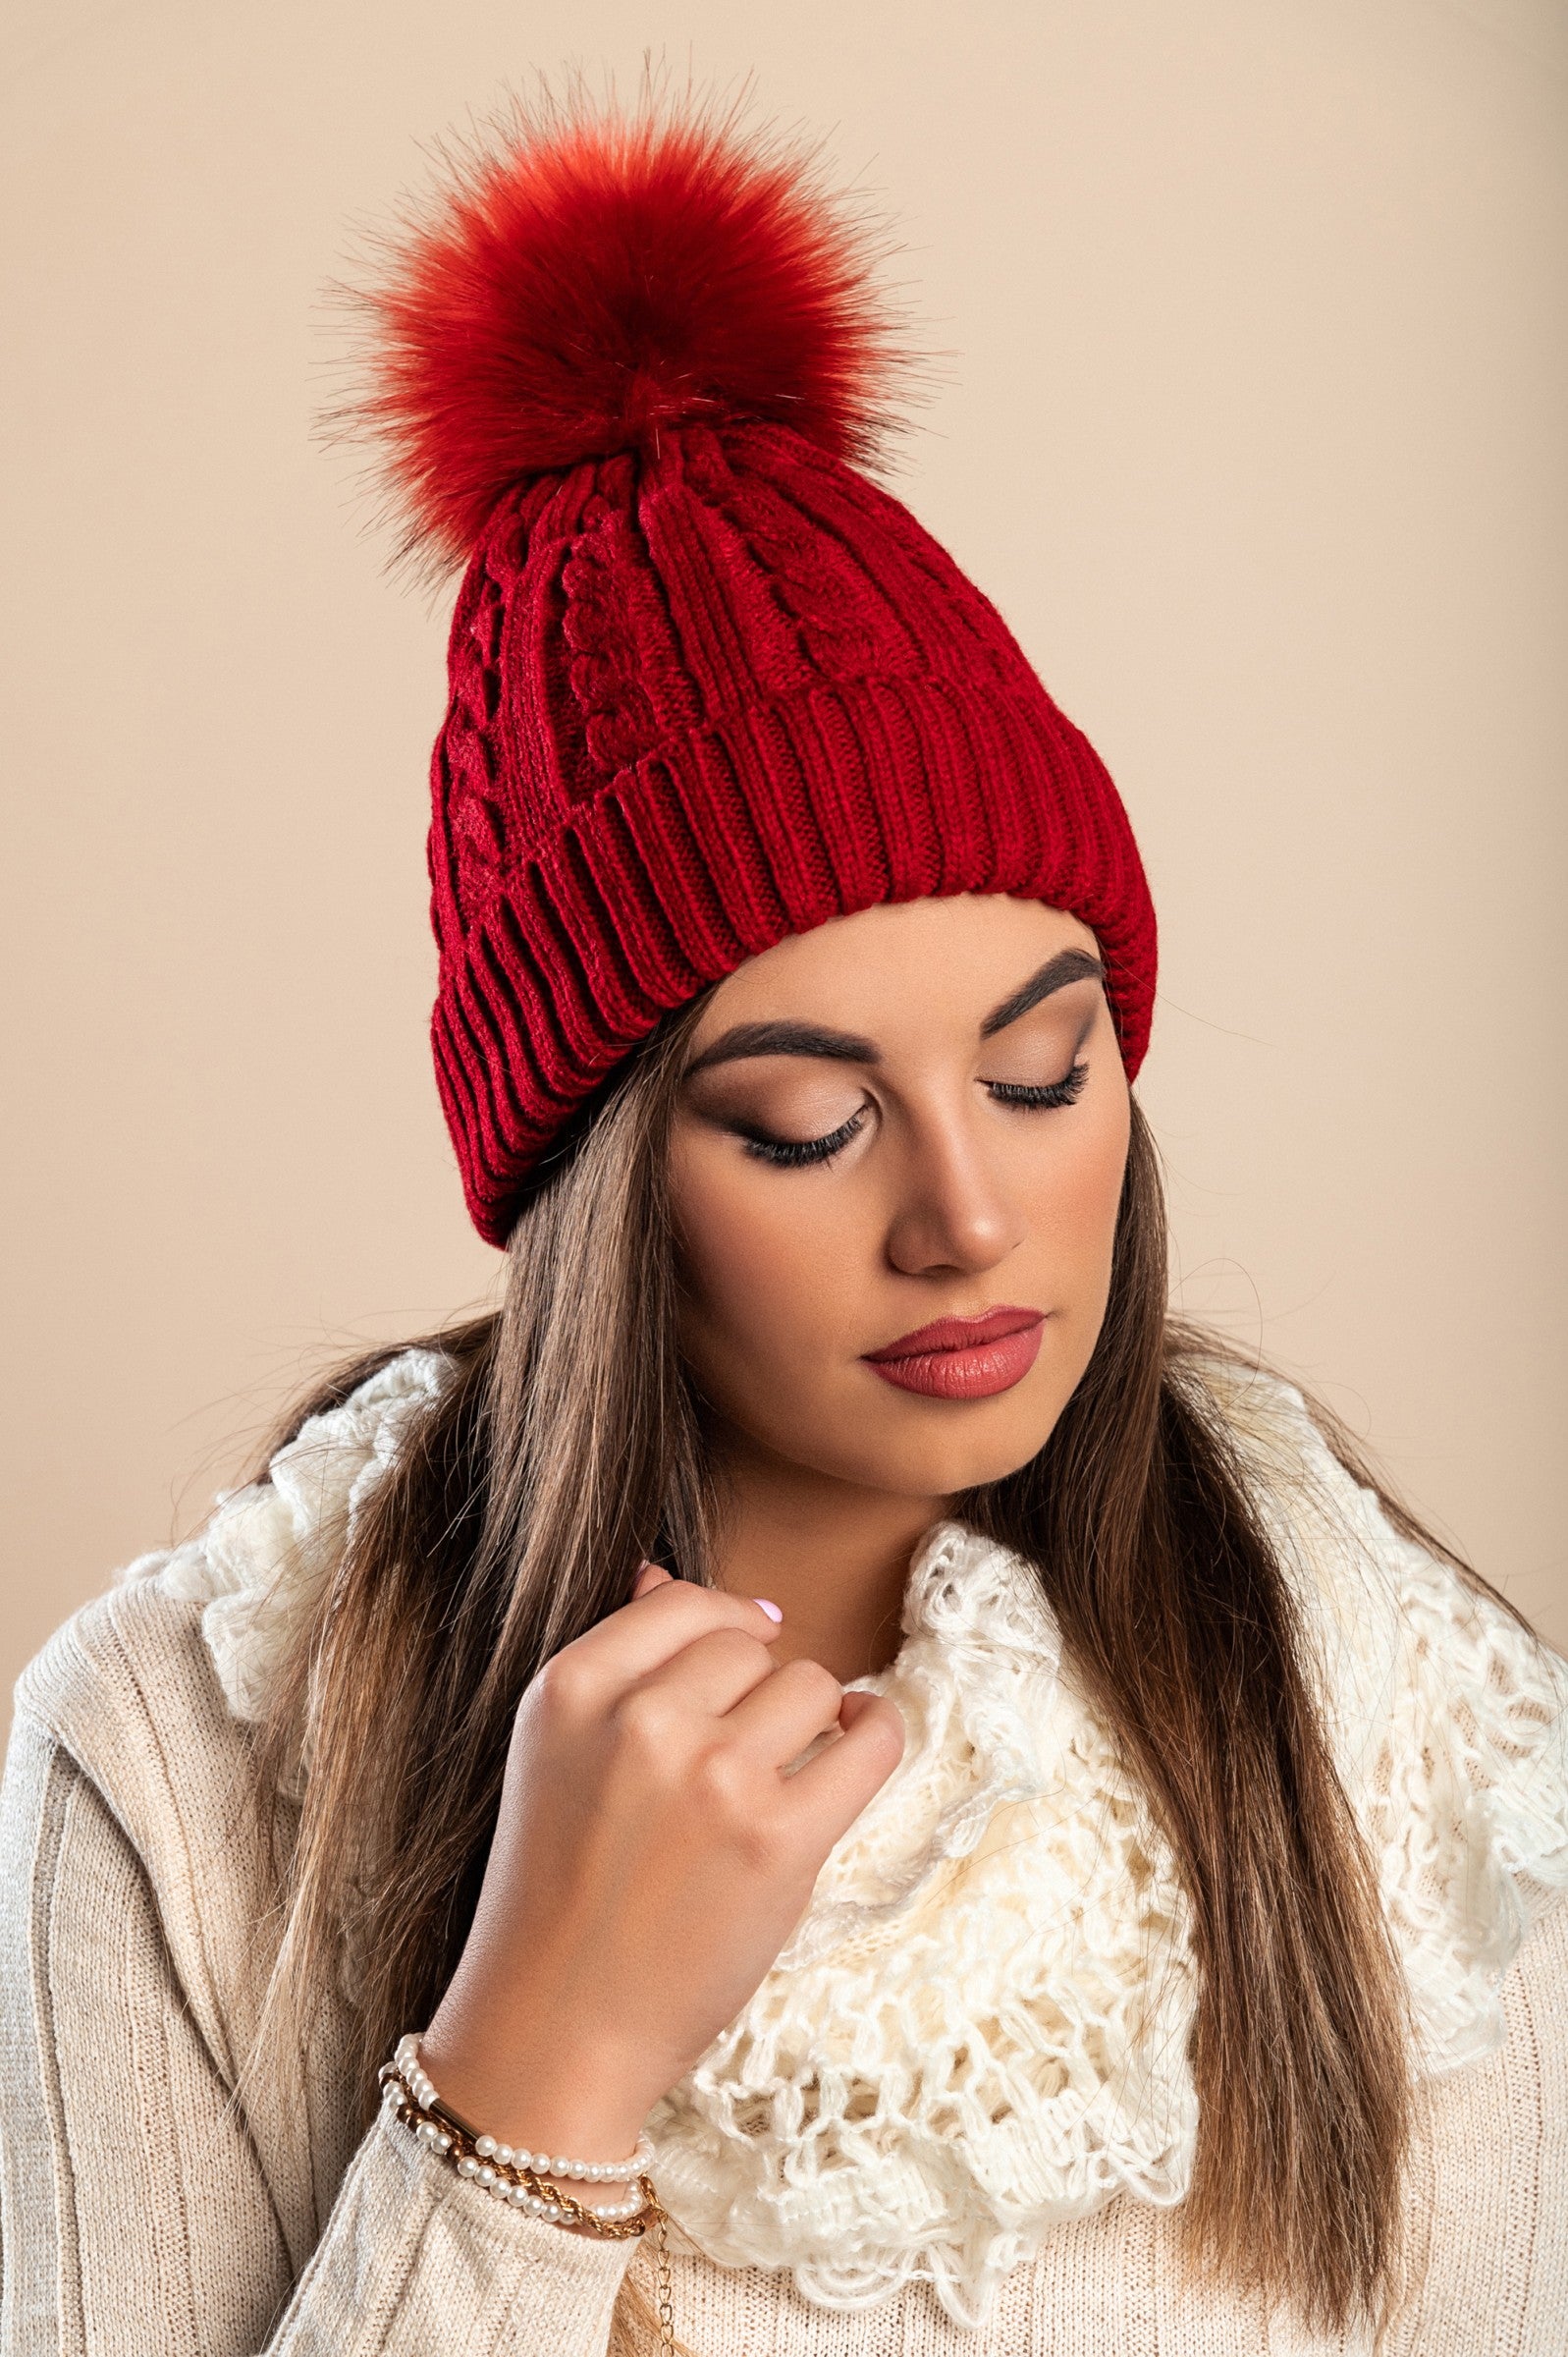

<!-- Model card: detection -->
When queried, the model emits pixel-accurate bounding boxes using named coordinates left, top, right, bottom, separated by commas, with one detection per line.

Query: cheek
left=1035, top=1090, right=1129, bottom=1256
left=1022, top=1085, right=1132, bottom=1348
left=670, top=1143, right=855, bottom=1395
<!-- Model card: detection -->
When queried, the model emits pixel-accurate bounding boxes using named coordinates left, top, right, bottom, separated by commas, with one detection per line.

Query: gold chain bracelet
left=377, top=2057, right=678, bottom=2350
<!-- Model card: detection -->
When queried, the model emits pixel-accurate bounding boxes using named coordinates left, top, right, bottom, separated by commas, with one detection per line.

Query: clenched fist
left=419, top=1562, right=905, bottom=2158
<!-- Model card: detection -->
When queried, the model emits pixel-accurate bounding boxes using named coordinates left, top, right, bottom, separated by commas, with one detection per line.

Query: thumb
left=631, top=1558, right=674, bottom=1601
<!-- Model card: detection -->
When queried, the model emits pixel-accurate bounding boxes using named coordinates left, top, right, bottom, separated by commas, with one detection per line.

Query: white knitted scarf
left=135, top=1347, right=1568, bottom=2328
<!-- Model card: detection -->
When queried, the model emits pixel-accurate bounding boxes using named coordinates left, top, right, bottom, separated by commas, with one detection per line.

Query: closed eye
left=738, top=1106, right=869, bottom=1168
left=985, top=1060, right=1090, bottom=1111
left=735, top=1059, right=1089, bottom=1168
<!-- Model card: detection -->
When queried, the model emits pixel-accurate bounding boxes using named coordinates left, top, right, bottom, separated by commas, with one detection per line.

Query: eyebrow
left=681, top=948, right=1106, bottom=1076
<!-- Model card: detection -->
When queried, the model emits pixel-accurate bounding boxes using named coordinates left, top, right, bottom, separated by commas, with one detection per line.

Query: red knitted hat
left=355, top=95, right=1157, bottom=1245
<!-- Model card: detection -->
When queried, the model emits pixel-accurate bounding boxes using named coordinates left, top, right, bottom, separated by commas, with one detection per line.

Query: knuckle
left=700, top=1627, right=773, bottom=1679
left=788, top=1659, right=844, bottom=1718
left=529, top=1649, right=591, bottom=1720
left=690, top=1744, right=770, bottom=1850
left=611, top=1683, right=680, bottom=1758
left=691, top=1739, right=746, bottom=1807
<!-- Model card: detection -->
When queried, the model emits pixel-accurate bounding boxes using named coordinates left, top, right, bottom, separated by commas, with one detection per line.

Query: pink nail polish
left=754, top=1598, right=784, bottom=1623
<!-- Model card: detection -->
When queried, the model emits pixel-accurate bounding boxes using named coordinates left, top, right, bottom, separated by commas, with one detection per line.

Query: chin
left=788, top=1399, right=1065, bottom=1501
left=711, top=1348, right=1087, bottom=1503
left=879, top=1427, right=1055, bottom=1498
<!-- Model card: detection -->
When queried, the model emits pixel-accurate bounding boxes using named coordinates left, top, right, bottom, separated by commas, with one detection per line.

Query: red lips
left=862, top=1305, right=1046, bottom=1400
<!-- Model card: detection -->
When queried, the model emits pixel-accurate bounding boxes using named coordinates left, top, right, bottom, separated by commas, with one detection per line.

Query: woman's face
left=667, top=894, right=1132, bottom=1502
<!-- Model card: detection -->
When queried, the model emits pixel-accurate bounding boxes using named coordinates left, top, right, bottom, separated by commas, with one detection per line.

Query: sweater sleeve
left=0, top=1712, right=638, bottom=2357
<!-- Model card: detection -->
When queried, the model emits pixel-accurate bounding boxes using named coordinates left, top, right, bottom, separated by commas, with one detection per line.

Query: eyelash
left=739, top=1060, right=1091, bottom=1168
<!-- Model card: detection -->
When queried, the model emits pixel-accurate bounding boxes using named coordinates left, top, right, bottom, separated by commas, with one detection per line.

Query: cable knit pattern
left=103, top=1344, right=1568, bottom=2335
left=425, top=417, right=1159, bottom=1243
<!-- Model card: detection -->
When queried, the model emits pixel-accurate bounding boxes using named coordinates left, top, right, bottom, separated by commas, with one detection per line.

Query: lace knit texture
left=2, top=1348, right=1566, bottom=2354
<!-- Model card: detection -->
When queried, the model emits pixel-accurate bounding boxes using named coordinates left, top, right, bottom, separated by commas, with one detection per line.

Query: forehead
left=687, top=896, right=1103, bottom=1050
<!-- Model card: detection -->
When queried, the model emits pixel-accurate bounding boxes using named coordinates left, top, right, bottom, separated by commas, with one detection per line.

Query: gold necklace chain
left=651, top=2197, right=677, bottom=2352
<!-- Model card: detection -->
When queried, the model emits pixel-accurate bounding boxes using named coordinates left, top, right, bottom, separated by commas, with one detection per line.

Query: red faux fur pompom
left=351, top=85, right=909, bottom=572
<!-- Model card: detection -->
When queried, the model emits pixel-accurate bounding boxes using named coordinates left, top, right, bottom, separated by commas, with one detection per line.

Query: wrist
left=415, top=2020, right=653, bottom=2161
left=384, top=2040, right=656, bottom=2244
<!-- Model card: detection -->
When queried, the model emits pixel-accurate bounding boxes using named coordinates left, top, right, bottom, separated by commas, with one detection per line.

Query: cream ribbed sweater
left=2, top=1352, right=1566, bottom=2355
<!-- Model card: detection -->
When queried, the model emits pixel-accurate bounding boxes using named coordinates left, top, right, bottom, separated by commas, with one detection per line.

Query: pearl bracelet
left=382, top=2034, right=656, bottom=2228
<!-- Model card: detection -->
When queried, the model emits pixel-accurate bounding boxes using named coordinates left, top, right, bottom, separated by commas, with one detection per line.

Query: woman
left=2, top=90, right=1564, bottom=2357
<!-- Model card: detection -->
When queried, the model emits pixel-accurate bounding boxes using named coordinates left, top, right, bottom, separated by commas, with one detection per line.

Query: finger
left=631, top=1559, right=673, bottom=1601
left=629, top=1624, right=781, bottom=1721
left=785, top=1693, right=905, bottom=1844
left=567, top=1577, right=784, bottom=1690
left=723, top=1656, right=845, bottom=1770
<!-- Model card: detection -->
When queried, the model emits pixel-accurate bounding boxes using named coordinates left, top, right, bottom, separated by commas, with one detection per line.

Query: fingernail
left=753, top=1598, right=784, bottom=1623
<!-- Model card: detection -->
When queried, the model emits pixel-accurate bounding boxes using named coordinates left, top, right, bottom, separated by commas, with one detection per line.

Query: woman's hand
left=418, top=1565, right=905, bottom=2160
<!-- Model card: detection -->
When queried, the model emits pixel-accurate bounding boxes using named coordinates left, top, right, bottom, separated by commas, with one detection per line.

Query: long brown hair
left=243, top=993, right=1500, bottom=2331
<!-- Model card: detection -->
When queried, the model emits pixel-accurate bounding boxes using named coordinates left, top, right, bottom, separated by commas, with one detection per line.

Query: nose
left=883, top=1116, right=1026, bottom=1279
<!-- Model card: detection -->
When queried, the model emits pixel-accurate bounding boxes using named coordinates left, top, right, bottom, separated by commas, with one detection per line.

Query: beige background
left=4, top=0, right=1565, bottom=1731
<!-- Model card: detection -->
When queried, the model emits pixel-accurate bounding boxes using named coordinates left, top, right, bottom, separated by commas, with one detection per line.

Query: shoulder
left=1185, top=1345, right=1568, bottom=2070
left=1180, top=1342, right=1559, bottom=1706
left=1184, top=1343, right=1567, bottom=1750
left=14, top=1566, right=242, bottom=1833
left=18, top=1343, right=453, bottom=1779
left=6, top=1344, right=454, bottom=2021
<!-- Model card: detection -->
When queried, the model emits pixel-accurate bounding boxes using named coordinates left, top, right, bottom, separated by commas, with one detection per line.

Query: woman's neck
left=703, top=1423, right=949, bottom=1682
